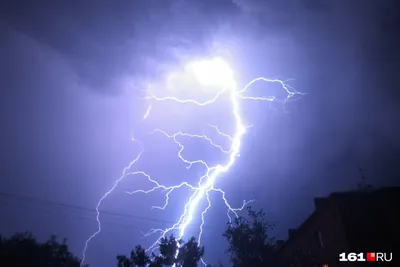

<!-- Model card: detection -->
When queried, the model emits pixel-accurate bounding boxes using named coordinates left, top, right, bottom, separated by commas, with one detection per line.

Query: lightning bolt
left=81, top=58, right=303, bottom=266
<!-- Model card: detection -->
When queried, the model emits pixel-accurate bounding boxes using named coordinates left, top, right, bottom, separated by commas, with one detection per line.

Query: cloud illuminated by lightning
left=81, top=57, right=303, bottom=265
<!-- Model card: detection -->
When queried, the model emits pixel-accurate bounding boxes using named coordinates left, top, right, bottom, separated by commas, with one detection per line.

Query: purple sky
left=0, top=0, right=399, bottom=266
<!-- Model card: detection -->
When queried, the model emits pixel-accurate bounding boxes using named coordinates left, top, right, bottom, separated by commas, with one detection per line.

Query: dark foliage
left=0, top=232, right=86, bottom=267
left=117, top=235, right=204, bottom=267
left=223, top=206, right=277, bottom=267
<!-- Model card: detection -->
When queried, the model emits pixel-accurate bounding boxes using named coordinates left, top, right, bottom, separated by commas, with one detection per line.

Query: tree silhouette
left=117, top=235, right=204, bottom=267
left=223, top=206, right=277, bottom=267
left=0, top=232, right=86, bottom=267
left=117, top=245, right=150, bottom=267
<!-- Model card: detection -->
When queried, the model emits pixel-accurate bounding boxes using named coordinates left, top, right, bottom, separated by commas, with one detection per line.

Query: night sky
left=0, top=0, right=399, bottom=266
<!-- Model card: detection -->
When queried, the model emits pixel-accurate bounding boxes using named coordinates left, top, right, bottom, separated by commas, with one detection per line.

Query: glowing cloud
left=186, top=58, right=235, bottom=88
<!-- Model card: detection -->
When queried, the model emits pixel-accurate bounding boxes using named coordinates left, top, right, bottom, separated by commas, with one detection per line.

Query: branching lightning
left=81, top=57, right=303, bottom=265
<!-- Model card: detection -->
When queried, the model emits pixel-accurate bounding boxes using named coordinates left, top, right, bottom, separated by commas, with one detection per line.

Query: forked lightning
left=81, top=57, right=302, bottom=265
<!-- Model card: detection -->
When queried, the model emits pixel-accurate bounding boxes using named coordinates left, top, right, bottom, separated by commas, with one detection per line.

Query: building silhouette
left=277, top=187, right=399, bottom=267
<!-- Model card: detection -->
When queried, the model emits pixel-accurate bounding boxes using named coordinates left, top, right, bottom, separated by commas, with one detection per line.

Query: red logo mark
left=366, top=252, right=375, bottom=262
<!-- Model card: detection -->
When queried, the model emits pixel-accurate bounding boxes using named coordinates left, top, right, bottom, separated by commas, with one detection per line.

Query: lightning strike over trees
left=81, top=57, right=303, bottom=265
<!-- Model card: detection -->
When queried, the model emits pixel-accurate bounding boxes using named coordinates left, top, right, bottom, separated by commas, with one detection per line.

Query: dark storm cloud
left=1, top=1, right=167, bottom=92
left=0, top=0, right=335, bottom=92
left=0, top=0, right=243, bottom=93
